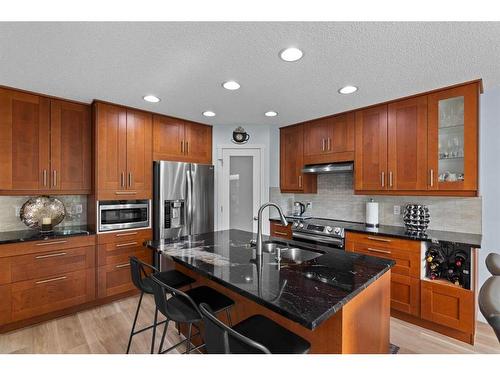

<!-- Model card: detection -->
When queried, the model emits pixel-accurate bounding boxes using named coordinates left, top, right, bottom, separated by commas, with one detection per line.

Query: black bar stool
left=150, top=274, right=235, bottom=354
left=199, top=303, right=311, bottom=354
left=126, top=256, right=195, bottom=354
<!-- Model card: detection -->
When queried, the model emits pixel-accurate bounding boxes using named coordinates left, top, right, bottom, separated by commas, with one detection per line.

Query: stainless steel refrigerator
left=153, top=161, right=214, bottom=242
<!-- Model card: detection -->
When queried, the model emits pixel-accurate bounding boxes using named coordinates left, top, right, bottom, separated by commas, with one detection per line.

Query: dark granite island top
left=147, top=229, right=394, bottom=331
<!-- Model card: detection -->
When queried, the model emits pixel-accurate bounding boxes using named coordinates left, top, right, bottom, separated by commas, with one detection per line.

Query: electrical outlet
left=393, top=205, right=401, bottom=215
left=75, top=204, right=83, bottom=214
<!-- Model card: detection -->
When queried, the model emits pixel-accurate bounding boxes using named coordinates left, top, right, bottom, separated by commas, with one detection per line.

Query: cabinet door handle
left=367, top=236, right=392, bottom=243
left=36, top=240, right=67, bottom=246
left=367, top=247, right=391, bottom=255
left=115, top=241, right=138, bottom=248
left=115, top=232, right=138, bottom=237
left=180, top=141, right=184, bottom=153
left=185, top=141, right=189, bottom=154
left=120, top=172, right=124, bottom=188
left=321, top=139, right=325, bottom=151
left=429, top=169, right=434, bottom=187
left=43, top=169, right=48, bottom=187
left=381, top=171, right=385, bottom=187
left=115, top=191, right=137, bottom=195
left=128, top=172, right=132, bottom=187
left=35, top=276, right=67, bottom=284
left=298, top=175, right=302, bottom=188
left=389, top=171, right=393, bottom=187
left=115, top=263, right=131, bottom=269
left=52, top=170, right=57, bottom=187
left=328, top=138, right=331, bottom=151
left=35, top=252, right=67, bottom=259
left=273, top=231, right=289, bottom=236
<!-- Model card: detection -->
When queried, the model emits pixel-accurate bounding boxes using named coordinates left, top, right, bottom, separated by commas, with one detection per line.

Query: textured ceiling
left=0, top=22, right=499, bottom=126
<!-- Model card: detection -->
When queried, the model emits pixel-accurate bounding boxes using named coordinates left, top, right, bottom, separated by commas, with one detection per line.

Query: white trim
left=215, top=144, right=268, bottom=234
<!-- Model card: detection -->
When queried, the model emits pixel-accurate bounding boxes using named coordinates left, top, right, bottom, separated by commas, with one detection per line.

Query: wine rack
left=425, top=241, right=472, bottom=290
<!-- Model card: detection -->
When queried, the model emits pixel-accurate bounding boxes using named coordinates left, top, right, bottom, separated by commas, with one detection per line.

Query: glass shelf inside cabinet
left=438, top=96, right=465, bottom=183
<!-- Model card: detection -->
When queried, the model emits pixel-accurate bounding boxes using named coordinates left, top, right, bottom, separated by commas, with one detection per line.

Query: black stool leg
left=185, top=323, right=192, bottom=354
left=158, top=319, right=170, bottom=354
left=126, top=291, right=144, bottom=354
left=150, top=308, right=159, bottom=354
left=176, top=322, right=181, bottom=335
left=225, top=308, right=232, bottom=327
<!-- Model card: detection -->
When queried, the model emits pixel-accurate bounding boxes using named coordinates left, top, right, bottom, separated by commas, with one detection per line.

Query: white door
left=219, top=148, right=262, bottom=232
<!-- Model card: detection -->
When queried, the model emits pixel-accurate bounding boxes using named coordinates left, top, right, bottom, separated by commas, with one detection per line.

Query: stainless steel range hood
left=302, top=162, right=353, bottom=174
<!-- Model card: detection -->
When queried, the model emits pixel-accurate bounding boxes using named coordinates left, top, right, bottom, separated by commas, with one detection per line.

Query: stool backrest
left=199, top=303, right=271, bottom=354
left=150, top=274, right=201, bottom=321
left=129, top=256, right=158, bottom=293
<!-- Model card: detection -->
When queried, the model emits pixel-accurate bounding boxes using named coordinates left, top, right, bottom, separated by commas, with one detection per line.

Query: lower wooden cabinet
left=391, top=274, right=420, bottom=317
left=11, top=268, right=95, bottom=322
left=270, top=221, right=293, bottom=239
left=421, top=280, right=474, bottom=333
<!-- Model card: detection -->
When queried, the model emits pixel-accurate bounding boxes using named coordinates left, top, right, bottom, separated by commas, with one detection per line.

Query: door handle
left=52, top=170, right=57, bottom=187
left=43, top=169, right=48, bottom=187
left=389, top=171, right=393, bottom=187
left=36, top=240, right=67, bottom=246
left=115, top=232, right=138, bottom=237
left=180, top=141, right=184, bottom=154
left=298, top=175, right=302, bottom=188
left=429, top=169, right=434, bottom=187
left=273, top=231, right=289, bottom=236
left=367, top=247, right=391, bottom=255
left=115, top=241, right=138, bottom=248
left=321, top=139, right=325, bottom=152
left=381, top=171, right=385, bottom=187
left=128, top=172, right=132, bottom=187
left=328, top=138, right=331, bottom=151
left=367, top=236, right=392, bottom=243
left=35, top=252, right=67, bottom=259
left=35, top=276, right=67, bottom=284
left=115, top=263, right=130, bottom=269
left=120, top=172, right=124, bottom=188
left=185, top=141, right=189, bottom=154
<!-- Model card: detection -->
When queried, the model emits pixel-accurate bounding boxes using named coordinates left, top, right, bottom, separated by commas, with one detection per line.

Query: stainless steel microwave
left=98, top=200, right=150, bottom=232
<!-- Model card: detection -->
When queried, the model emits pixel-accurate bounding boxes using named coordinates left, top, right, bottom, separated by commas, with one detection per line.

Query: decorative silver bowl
left=20, top=196, right=66, bottom=230
left=403, top=204, right=430, bottom=233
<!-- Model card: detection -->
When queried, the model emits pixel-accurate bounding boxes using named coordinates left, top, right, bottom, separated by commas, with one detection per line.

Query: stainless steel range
left=291, top=218, right=346, bottom=249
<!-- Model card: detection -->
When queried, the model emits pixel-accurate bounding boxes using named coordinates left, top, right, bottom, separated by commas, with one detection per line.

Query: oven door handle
left=292, top=232, right=344, bottom=246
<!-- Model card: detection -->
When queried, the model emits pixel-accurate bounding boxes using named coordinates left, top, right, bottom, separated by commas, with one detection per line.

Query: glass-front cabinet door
left=427, top=83, right=479, bottom=192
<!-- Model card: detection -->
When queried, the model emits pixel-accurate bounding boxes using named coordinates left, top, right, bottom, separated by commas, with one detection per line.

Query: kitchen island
left=147, top=229, right=394, bottom=354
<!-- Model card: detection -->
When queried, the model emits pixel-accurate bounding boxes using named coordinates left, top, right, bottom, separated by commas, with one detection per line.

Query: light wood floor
left=1, top=294, right=499, bottom=354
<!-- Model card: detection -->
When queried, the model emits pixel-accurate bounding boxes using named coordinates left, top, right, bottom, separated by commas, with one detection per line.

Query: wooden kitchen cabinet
left=280, top=124, right=317, bottom=193
left=94, top=102, right=152, bottom=200
left=345, top=232, right=421, bottom=317
left=387, top=96, right=428, bottom=191
left=303, top=113, right=355, bottom=165
left=421, top=280, right=474, bottom=333
left=354, top=105, right=388, bottom=191
left=0, top=88, right=91, bottom=194
left=270, top=221, right=293, bottom=239
left=50, top=99, right=92, bottom=192
left=0, top=88, right=50, bottom=192
left=427, top=82, right=479, bottom=193
left=153, top=114, right=212, bottom=164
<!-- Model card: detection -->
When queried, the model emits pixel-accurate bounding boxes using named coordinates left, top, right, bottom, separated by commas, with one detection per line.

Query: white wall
left=212, top=124, right=272, bottom=233
left=478, top=85, right=500, bottom=321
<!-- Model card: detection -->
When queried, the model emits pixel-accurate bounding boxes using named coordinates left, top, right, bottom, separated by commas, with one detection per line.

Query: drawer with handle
left=270, top=221, right=292, bottom=239
left=346, top=232, right=420, bottom=251
left=10, top=268, right=95, bottom=322
left=97, top=250, right=151, bottom=298
left=97, top=240, right=151, bottom=266
left=0, top=235, right=95, bottom=257
left=10, top=245, right=95, bottom=283
left=97, top=229, right=152, bottom=245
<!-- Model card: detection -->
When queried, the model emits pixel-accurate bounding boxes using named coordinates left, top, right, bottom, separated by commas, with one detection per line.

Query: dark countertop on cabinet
left=270, top=216, right=482, bottom=248
left=146, top=229, right=394, bottom=330
left=0, top=225, right=95, bottom=245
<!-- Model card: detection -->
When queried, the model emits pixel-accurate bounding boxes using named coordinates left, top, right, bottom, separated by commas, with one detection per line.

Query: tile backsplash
left=0, top=195, right=87, bottom=232
left=270, top=172, right=482, bottom=234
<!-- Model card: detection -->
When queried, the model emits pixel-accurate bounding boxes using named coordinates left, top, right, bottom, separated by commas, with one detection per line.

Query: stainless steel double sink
left=257, top=240, right=324, bottom=263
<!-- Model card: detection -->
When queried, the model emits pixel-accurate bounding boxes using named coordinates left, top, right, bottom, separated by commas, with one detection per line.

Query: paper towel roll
left=366, top=200, right=379, bottom=227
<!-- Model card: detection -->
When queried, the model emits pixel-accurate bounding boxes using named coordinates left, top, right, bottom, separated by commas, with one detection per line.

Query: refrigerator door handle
left=186, top=166, right=193, bottom=235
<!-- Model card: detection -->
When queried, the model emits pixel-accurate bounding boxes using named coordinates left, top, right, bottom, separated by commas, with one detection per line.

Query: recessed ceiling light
left=280, top=47, right=303, bottom=62
left=143, top=95, right=160, bottom=103
left=203, top=111, right=216, bottom=117
left=265, top=111, right=278, bottom=117
left=338, top=86, right=358, bottom=94
left=222, top=81, right=240, bottom=90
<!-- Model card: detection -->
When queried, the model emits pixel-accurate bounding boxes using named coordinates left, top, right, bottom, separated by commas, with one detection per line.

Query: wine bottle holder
left=425, top=241, right=471, bottom=290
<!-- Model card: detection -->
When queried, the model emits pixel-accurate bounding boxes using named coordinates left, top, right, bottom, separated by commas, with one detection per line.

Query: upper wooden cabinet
left=280, top=124, right=316, bottom=193
left=50, top=100, right=91, bottom=192
left=94, top=102, right=152, bottom=200
left=427, top=83, right=479, bottom=192
left=387, top=96, right=428, bottom=191
left=0, top=88, right=91, bottom=194
left=153, top=114, right=212, bottom=164
left=303, top=113, right=355, bottom=165
left=354, top=105, right=388, bottom=191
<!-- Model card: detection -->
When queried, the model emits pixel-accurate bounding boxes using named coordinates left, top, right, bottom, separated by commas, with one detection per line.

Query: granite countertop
left=270, top=216, right=482, bottom=247
left=0, top=225, right=95, bottom=245
left=146, top=229, right=394, bottom=330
